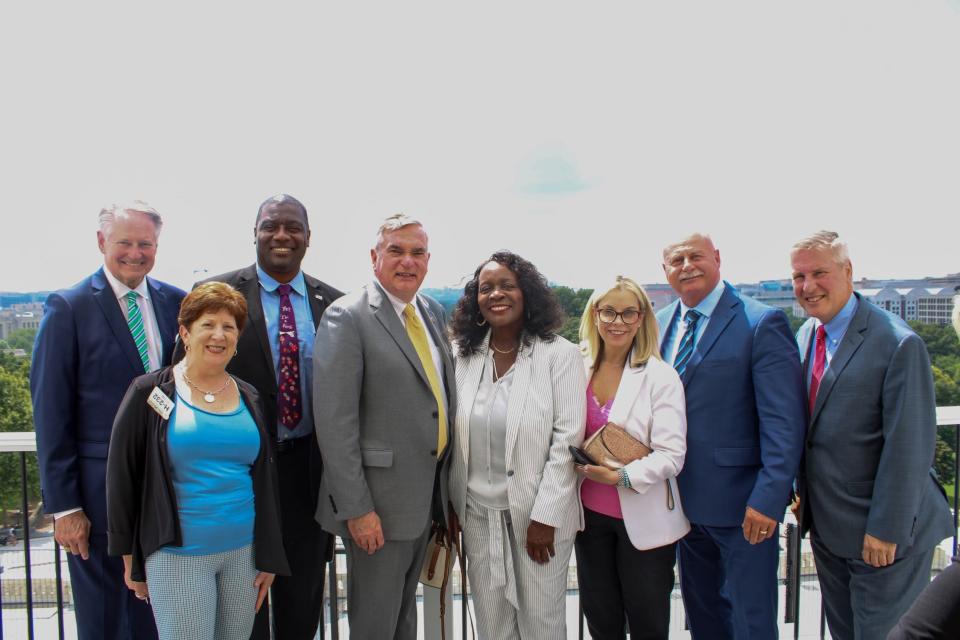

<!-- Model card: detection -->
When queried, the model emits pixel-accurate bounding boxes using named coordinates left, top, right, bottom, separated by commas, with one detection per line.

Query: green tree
left=0, top=351, right=39, bottom=515
left=4, top=328, right=37, bottom=352
left=783, top=310, right=806, bottom=335
left=551, top=286, right=593, bottom=343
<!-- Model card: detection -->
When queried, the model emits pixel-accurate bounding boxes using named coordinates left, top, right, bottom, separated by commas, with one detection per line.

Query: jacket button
left=507, top=470, right=514, bottom=477
left=430, top=449, right=437, bottom=456
left=432, top=410, right=439, bottom=418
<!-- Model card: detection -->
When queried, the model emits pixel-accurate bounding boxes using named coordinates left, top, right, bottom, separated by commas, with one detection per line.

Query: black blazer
left=105, top=366, right=290, bottom=581
left=187, top=265, right=343, bottom=499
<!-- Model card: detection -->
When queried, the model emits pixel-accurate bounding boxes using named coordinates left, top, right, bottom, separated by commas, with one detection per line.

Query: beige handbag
left=419, top=523, right=453, bottom=588
left=582, top=422, right=653, bottom=469
left=582, top=422, right=677, bottom=510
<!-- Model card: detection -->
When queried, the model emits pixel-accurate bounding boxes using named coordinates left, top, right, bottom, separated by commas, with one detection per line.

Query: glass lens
left=597, top=308, right=641, bottom=324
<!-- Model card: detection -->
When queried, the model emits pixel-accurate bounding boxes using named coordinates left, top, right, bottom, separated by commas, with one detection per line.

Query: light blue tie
left=125, top=291, right=151, bottom=373
left=673, top=309, right=702, bottom=378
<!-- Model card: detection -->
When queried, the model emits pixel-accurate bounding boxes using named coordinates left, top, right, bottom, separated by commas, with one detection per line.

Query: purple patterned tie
left=277, top=284, right=301, bottom=428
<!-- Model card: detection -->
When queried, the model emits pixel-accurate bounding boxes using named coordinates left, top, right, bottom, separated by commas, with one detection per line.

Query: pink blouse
left=580, top=380, right=623, bottom=519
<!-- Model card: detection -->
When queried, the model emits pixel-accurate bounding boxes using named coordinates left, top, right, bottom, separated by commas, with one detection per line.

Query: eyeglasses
left=596, top=308, right=642, bottom=324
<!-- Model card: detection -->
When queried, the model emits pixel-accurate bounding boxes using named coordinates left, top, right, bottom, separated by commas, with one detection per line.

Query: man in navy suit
left=656, top=233, right=806, bottom=639
left=792, top=231, right=953, bottom=639
left=31, top=201, right=185, bottom=640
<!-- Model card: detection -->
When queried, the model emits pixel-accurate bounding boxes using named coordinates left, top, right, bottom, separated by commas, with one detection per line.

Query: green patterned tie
left=125, top=291, right=151, bottom=373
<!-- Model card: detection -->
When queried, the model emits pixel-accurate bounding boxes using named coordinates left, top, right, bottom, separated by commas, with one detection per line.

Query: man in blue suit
left=31, top=201, right=185, bottom=640
left=791, top=231, right=953, bottom=640
left=656, top=233, right=806, bottom=639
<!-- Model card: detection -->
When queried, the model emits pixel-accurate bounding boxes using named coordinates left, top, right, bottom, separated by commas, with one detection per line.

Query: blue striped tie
left=673, top=309, right=702, bottom=377
left=125, top=291, right=151, bottom=373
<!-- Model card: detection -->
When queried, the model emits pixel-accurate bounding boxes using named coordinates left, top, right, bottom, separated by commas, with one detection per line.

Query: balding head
left=661, top=233, right=722, bottom=307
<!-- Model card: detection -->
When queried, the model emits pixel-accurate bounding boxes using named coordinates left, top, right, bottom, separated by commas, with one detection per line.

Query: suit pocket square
left=361, top=448, right=394, bottom=468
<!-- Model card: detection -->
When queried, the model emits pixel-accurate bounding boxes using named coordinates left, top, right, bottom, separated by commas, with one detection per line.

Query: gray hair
left=98, top=200, right=163, bottom=236
left=791, top=230, right=849, bottom=265
left=373, top=213, right=426, bottom=250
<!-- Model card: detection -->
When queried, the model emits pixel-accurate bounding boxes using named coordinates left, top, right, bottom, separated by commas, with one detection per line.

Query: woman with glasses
left=447, top=251, right=586, bottom=640
left=574, top=276, right=689, bottom=640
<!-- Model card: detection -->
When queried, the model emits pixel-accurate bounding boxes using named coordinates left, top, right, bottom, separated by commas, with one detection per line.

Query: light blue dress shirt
left=807, top=292, right=858, bottom=385
left=663, top=279, right=728, bottom=366
left=257, top=264, right=316, bottom=441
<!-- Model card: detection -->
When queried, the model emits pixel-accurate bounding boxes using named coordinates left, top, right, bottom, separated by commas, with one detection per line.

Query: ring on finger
left=759, top=529, right=769, bottom=535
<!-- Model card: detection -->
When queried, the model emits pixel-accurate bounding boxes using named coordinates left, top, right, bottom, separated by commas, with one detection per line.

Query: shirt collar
left=256, top=264, right=307, bottom=297
left=818, top=292, right=858, bottom=343
left=679, top=279, right=726, bottom=320
left=375, top=280, right=419, bottom=317
left=102, top=265, right=151, bottom=301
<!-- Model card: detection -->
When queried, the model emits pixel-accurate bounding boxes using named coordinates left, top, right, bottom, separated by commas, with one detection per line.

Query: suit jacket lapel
left=504, top=339, right=533, bottom=460
left=147, top=278, right=177, bottom=364
left=370, top=284, right=433, bottom=389
left=92, top=268, right=148, bottom=374
left=305, top=274, right=329, bottom=329
left=456, top=338, right=488, bottom=466
left=680, top=285, right=738, bottom=386
left=237, top=266, right=277, bottom=382
left=808, top=300, right=869, bottom=430
left=607, top=363, right=645, bottom=432
left=418, top=296, right=455, bottom=404
left=658, top=303, right=680, bottom=358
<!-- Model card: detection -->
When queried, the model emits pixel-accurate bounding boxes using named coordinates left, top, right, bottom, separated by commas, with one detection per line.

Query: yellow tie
left=403, top=304, right=447, bottom=456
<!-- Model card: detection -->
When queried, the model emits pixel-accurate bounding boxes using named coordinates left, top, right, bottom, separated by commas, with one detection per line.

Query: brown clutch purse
left=582, top=422, right=653, bottom=470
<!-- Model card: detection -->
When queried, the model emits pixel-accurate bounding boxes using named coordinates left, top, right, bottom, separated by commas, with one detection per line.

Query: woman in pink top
left=574, top=277, right=689, bottom=640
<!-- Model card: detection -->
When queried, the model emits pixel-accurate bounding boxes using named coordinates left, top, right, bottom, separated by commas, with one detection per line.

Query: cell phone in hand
left=569, top=445, right=596, bottom=466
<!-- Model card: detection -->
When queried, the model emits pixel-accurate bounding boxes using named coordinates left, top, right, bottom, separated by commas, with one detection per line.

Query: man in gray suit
left=313, top=214, right=455, bottom=639
left=791, top=230, right=953, bottom=640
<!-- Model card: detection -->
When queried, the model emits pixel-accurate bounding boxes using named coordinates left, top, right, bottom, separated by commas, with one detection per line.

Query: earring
left=184, top=344, right=190, bottom=352
left=476, top=316, right=487, bottom=327
left=234, top=349, right=239, bottom=357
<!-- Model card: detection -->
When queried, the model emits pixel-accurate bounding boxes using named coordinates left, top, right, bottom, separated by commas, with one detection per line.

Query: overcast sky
left=2, top=1, right=958, bottom=295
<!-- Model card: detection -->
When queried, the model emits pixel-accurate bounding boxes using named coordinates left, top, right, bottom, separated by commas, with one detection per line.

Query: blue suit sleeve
left=867, top=333, right=937, bottom=545
left=748, top=309, right=807, bottom=521
left=29, top=293, right=83, bottom=514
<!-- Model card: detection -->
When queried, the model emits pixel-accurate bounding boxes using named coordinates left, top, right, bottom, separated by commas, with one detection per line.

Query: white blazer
left=449, top=333, right=587, bottom=543
left=583, top=354, right=690, bottom=550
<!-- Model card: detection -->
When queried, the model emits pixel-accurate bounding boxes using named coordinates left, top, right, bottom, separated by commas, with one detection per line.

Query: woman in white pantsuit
left=448, top=251, right=587, bottom=640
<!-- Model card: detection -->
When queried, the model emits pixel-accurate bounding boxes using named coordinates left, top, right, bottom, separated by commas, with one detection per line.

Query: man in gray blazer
left=791, top=231, right=953, bottom=640
left=313, top=214, right=455, bottom=639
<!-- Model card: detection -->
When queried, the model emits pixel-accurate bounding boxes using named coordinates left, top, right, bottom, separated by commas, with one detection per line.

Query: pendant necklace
left=182, top=370, right=231, bottom=403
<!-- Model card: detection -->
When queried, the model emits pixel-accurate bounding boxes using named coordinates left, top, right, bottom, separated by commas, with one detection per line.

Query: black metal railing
left=2, top=413, right=959, bottom=639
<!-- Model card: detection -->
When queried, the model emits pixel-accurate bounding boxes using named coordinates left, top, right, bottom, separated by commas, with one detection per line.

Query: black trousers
left=574, top=508, right=677, bottom=640
left=250, top=436, right=331, bottom=640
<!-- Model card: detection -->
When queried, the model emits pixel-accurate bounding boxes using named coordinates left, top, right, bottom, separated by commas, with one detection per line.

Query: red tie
left=277, top=284, right=302, bottom=429
left=808, top=325, right=827, bottom=415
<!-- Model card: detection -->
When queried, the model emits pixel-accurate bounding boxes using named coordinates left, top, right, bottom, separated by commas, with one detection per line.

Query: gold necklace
left=490, top=340, right=518, bottom=354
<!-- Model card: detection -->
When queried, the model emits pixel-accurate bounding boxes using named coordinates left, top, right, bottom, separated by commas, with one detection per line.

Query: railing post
left=327, top=549, right=339, bottom=640
left=21, top=451, right=34, bottom=640
left=55, top=541, right=65, bottom=640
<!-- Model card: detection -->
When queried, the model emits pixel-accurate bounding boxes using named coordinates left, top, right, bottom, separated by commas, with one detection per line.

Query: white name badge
left=147, top=387, right=174, bottom=420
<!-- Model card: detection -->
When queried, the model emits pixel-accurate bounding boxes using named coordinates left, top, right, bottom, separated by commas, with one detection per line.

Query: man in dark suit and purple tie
left=656, top=232, right=806, bottom=639
left=31, top=201, right=185, bottom=640
left=195, top=194, right=343, bottom=640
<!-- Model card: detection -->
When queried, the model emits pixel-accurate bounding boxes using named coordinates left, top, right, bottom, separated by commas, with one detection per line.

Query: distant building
left=788, top=275, right=960, bottom=326
left=0, top=302, right=44, bottom=340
